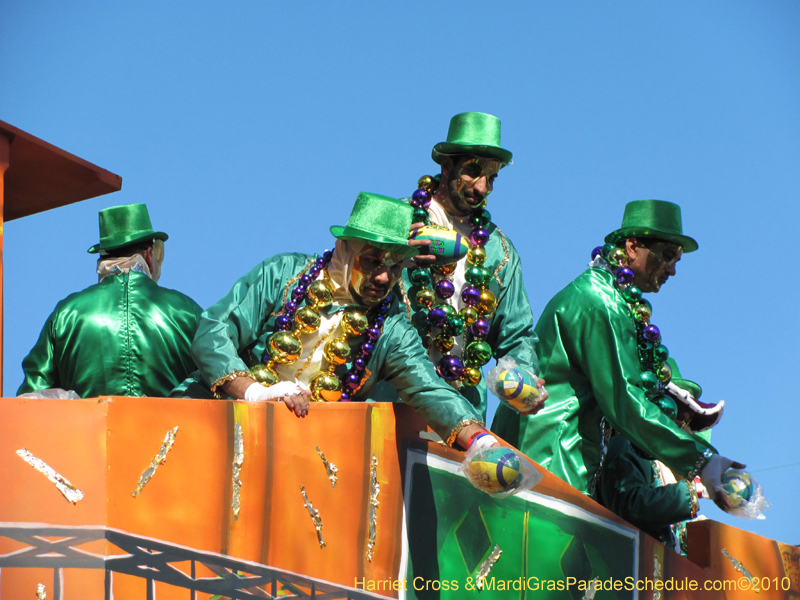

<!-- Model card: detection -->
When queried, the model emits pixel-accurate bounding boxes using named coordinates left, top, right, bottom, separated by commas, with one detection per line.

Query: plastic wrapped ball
left=652, top=394, right=678, bottom=420
left=460, top=366, right=482, bottom=387
left=471, top=318, right=490, bottom=338
left=460, top=306, right=479, bottom=325
left=353, top=357, right=366, bottom=372
left=416, top=288, right=436, bottom=309
left=464, top=340, right=492, bottom=366
left=291, top=287, right=306, bottom=303
left=461, top=286, right=481, bottom=306
left=324, top=337, right=351, bottom=365
left=250, top=364, right=278, bottom=386
left=444, top=316, right=465, bottom=336
left=437, top=355, right=464, bottom=381
left=435, top=279, right=455, bottom=299
left=427, top=307, right=448, bottom=328
left=657, top=362, right=672, bottom=383
left=467, top=247, right=488, bottom=266
left=470, top=209, right=491, bottom=227
left=284, top=300, right=298, bottom=316
left=467, top=447, right=522, bottom=494
left=432, top=263, right=456, bottom=276
left=344, top=372, right=361, bottom=391
left=367, top=326, right=381, bottom=341
left=601, top=243, right=615, bottom=260
left=476, top=289, right=497, bottom=316
left=494, top=368, right=541, bottom=413
left=413, top=208, right=429, bottom=223
left=295, top=306, right=321, bottom=334
left=268, top=331, right=302, bottom=364
left=641, top=370, right=660, bottom=393
left=342, top=310, right=369, bottom=336
left=409, top=268, right=432, bottom=286
left=643, top=324, right=661, bottom=343
left=440, top=304, right=457, bottom=319
left=621, top=285, right=642, bottom=303
left=591, top=246, right=603, bottom=260
left=465, top=266, right=491, bottom=286
left=276, top=314, right=293, bottom=331
left=615, top=266, right=635, bottom=286
left=310, top=372, right=342, bottom=402
left=471, top=228, right=490, bottom=247
left=418, top=175, right=437, bottom=193
left=307, top=281, right=334, bottom=309
left=633, top=299, right=652, bottom=323
left=412, top=188, right=431, bottom=206
left=433, top=333, right=455, bottom=353
left=360, top=341, right=374, bottom=356
left=721, top=469, right=757, bottom=508
left=608, top=247, right=628, bottom=267
left=653, top=344, right=669, bottom=364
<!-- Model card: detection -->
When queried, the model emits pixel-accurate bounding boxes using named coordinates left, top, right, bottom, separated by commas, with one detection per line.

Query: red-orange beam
left=0, top=132, right=10, bottom=392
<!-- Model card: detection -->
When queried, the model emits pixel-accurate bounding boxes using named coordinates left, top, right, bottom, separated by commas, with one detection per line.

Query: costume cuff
left=687, top=448, right=714, bottom=480
left=210, top=370, right=252, bottom=398
left=687, top=480, right=699, bottom=519
left=446, top=418, right=485, bottom=448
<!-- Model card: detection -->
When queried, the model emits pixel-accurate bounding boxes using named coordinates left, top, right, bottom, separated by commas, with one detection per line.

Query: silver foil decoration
left=16, top=449, right=84, bottom=504
left=366, top=454, right=380, bottom=562
left=232, top=423, right=244, bottom=520
left=316, top=445, right=338, bottom=489
left=36, top=584, right=46, bottom=599
left=722, top=548, right=760, bottom=592
left=476, top=545, right=502, bottom=590
left=300, top=486, right=326, bottom=548
left=131, top=426, right=179, bottom=498
left=582, top=578, right=601, bottom=600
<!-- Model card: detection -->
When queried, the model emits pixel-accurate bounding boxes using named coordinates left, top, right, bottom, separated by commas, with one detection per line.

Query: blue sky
left=2, top=1, right=799, bottom=545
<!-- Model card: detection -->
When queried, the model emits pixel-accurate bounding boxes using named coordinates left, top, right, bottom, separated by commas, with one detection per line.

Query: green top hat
left=88, top=203, right=169, bottom=254
left=666, top=358, right=702, bottom=400
left=604, top=199, right=698, bottom=253
left=432, top=112, right=513, bottom=166
left=330, top=192, right=419, bottom=259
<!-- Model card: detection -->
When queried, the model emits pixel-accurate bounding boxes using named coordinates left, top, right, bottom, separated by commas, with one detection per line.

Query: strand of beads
left=250, top=251, right=334, bottom=387
left=339, top=296, right=392, bottom=402
left=309, top=307, right=369, bottom=401
left=592, top=244, right=676, bottom=418
left=408, top=175, right=497, bottom=388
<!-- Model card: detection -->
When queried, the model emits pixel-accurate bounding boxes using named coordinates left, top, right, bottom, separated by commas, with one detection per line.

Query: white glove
left=244, top=381, right=306, bottom=402
left=699, top=454, right=733, bottom=494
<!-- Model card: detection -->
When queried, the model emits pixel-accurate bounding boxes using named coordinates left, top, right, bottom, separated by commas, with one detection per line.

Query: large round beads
left=295, top=306, right=321, bottom=333
left=310, top=372, right=342, bottom=402
left=341, top=309, right=369, bottom=336
left=307, top=281, right=333, bottom=309
left=250, top=364, right=278, bottom=386
left=324, top=338, right=351, bottom=365
left=268, top=331, right=302, bottom=364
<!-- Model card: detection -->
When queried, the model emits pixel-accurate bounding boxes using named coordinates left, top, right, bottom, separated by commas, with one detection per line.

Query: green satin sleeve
left=369, top=314, right=483, bottom=443
left=17, top=312, right=60, bottom=394
left=190, top=253, right=316, bottom=389
left=599, top=437, right=693, bottom=536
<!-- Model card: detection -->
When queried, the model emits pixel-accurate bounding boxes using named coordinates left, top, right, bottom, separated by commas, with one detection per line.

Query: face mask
left=349, top=248, right=405, bottom=305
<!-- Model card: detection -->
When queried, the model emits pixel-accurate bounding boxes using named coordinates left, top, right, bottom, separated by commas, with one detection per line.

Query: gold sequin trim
left=352, top=368, right=372, bottom=396
left=132, top=426, right=179, bottom=498
left=687, top=480, right=699, bottom=519
left=231, top=422, right=244, bottom=520
left=366, top=454, right=380, bottom=562
left=398, top=278, right=413, bottom=324
left=476, top=545, right=502, bottom=590
left=300, top=485, right=326, bottom=549
left=294, top=327, right=337, bottom=380
left=210, top=370, right=252, bottom=398
left=493, top=227, right=511, bottom=286
left=445, top=418, right=485, bottom=448
left=271, top=258, right=316, bottom=317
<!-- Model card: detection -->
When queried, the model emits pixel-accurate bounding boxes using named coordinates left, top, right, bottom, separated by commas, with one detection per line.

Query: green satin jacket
left=181, top=253, right=482, bottom=443
left=18, top=269, right=203, bottom=398
left=492, top=267, right=713, bottom=493
left=372, top=223, right=538, bottom=420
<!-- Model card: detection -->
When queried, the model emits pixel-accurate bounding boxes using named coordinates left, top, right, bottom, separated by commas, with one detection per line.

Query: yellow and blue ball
left=721, top=469, right=756, bottom=509
left=494, top=369, right=540, bottom=412
left=468, top=448, right=522, bottom=494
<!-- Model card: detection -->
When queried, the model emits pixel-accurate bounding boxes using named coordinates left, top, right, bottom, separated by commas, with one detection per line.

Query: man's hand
left=520, top=378, right=548, bottom=415
left=408, top=222, right=437, bottom=266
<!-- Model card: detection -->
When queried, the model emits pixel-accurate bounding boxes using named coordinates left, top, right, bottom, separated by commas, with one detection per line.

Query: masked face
left=627, top=239, right=683, bottom=293
left=443, top=156, right=501, bottom=216
left=349, top=246, right=405, bottom=306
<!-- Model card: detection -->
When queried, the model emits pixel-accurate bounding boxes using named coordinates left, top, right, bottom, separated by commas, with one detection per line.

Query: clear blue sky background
left=2, top=2, right=798, bottom=546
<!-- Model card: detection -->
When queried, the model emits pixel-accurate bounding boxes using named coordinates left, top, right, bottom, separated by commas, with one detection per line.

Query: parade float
left=0, top=122, right=797, bottom=599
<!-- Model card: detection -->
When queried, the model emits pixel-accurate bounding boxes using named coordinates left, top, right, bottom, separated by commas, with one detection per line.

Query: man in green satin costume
left=374, top=112, right=545, bottom=421
left=18, top=204, right=203, bottom=398
left=178, top=193, right=488, bottom=449
left=492, top=200, right=742, bottom=507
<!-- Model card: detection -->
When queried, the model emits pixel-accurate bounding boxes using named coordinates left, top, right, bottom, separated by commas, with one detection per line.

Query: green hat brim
left=604, top=227, right=698, bottom=253
left=432, top=143, right=512, bottom=166
left=672, top=377, right=703, bottom=400
left=330, top=225, right=419, bottom=260
left=88, top=231, right=169, bottom=254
